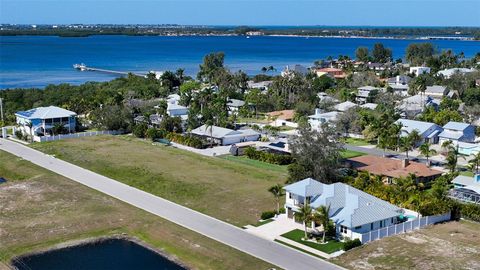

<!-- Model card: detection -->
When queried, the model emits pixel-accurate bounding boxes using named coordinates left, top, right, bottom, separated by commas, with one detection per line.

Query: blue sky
left=1, top=0, right=479, bottom=26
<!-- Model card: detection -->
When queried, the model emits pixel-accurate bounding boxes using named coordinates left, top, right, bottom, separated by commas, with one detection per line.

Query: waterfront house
left=438, top=121, right=476, bottom=144
left=409, top=66, right=431, bottom=77
left=333, top=101, right=357, bottom=112
left=190, top=125, right=260, bottom=146
left=15, top=106, right=76, bottom=137
left=395, top=119, right=443, bottom=144
left=284, top=178, right=403, bottom=240
left=308, top=109, right=339, bottom=131
left=281, top=65, right=308, bottom=77
left=424, top=85, right=449, bottom=98
left=449, top=174, right=480, bottom=204
left=314, top=67, right=346, bottom=79
left=348, top=155, right=443, bottom=185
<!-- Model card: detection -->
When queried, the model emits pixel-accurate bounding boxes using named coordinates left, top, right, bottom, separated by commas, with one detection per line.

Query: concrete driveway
left=246, top=214, right=305, bottom=241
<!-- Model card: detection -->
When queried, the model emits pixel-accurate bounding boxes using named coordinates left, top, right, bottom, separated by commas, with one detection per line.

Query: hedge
left=166, top=132, right=205, bottom=149
left=261, top=210, right=276, bottom=220
left=343, top=238, right=362, bottom=251
left=244, top=147, right=293, bottom=165
left=460, top=203, right=480, bottom=222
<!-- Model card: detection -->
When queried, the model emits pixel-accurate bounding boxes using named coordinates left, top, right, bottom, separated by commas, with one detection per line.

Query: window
left=371, top=223, right=373, bottom=230
left=288, top=193, right=292, bottom=199
left=355, top=226, right=362, bottom=230
left=340, top=225, right=348, bottom=234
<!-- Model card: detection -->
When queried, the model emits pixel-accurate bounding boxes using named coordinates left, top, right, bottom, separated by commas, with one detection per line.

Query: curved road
left=0, top=139, right=343, bottom=270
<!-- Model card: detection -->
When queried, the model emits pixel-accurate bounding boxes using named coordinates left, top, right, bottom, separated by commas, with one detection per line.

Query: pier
left=73, top=63, right=148, bottom=77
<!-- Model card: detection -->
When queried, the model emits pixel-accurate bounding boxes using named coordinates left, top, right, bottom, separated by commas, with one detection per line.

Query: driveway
left=245, top=214, right=305, bottom=241
left=0, top=138, right=343, bottom=270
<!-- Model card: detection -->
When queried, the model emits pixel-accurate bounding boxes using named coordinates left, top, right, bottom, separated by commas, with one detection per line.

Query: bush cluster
left=166, top=133, right=204, bottom=149
left=244, top=147, right=293, bottom=165
left=343, top=238, right=362, bottom=251
left=260, top=211, right=276, bottom=220
left=459, top=203, right=480, bottom=222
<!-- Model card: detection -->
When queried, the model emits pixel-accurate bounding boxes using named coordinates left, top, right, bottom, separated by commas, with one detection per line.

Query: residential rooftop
left=15, top=106, right=77, bottom=120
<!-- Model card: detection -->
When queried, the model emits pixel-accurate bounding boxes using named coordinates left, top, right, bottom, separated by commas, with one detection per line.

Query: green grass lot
left=281, top=230, right=343, bottom=254
left=252, top=219, right=275, bottom=227
left=342, top=138, right=371, bottom=146
left=0, top=150, right=275, bottom=270
left=340, top=150, right=367, bottom=159
left=332, top=220, right=480, bottom=270
left=31, top=135, right=287, bottom=226
left=219, top=155, right=288, bottom=173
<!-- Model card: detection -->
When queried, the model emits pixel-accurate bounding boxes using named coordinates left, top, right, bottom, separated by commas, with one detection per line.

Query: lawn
left=31, top=135, right=287, bottom=226
left=331, top=220, right=480, bottom=270
left=281, top=229, right=343, bottom=254
left=342, top=137, right=371, bottom=146
left=459, top=170, right=474, bottom=177
left=340, top=149, right=367, bottom=159
left=0, top=150, right=275, bottom=270
left=219, top=155, right=288, bottom=173
left=252, top=219, right=275, bottom=227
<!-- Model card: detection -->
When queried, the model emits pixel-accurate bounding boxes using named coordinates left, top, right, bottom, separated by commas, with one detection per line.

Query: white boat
left=73, top=63, right=87, bottom=71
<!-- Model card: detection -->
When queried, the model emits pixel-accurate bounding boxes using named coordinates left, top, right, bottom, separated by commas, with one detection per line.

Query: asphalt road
left=0, top=138, right=343, bottom=270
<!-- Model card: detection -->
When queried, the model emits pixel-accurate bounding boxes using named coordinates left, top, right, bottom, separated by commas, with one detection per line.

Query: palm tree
left=25, top=122, right=33, bottom=142
left=468, top=152, right=480, bottom=174
left=441, top=140, right=453, bottom=154
left=268, top=184, right=284, bottom=215
left=314, top=205, right=331, bottom=243
left=261, top=67, right=268, bottom=73
left=296, top=204, right=313, bottom=240
left=419, top=142, right=437, bottom=165
left=445, top=144, right=464, bottom=173
left=205, top=120, right=214, bottom=148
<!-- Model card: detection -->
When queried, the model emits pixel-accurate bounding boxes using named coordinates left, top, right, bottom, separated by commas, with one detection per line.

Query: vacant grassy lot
left=219, top=155, right=288, bottom=173
left=32, top=136, right=287, bottom=226
left=332, top=220, right=480, bottom=270
left=0, top=150, right=274, bottom=270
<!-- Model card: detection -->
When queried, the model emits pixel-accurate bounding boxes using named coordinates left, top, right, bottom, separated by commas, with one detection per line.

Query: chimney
left=315, top=108, right=322, bottom=115
left=401, top=159, right=409, bottom=168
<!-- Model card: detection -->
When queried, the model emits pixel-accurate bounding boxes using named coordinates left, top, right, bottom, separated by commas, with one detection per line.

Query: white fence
left=356, top=212, right=451, bottom=244
left=34, top=130, right=121, bottom=142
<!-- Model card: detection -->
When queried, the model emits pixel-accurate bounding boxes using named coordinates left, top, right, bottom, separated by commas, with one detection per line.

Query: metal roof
left=396, top=119, right=442, bottom=137
left=15, top=106, right=76, bottom=120
left=443, top=121, right=471, bottom=131
left=285, top=179, right=401, bottom=228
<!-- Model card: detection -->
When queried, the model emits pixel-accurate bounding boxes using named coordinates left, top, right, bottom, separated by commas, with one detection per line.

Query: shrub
left=145, top=128, right=162, bottom=140
left=260, top=210, right=276, bottom=220
left=343, top=238, right=362, bottom=251
left=14, top=130, right=23, bottom=140
left=460, top=203, right=480, bottom=222
left=166, top=132, right=205, bottom=149
left=244, top=147, right=293, bottom=165
left=133, top=123, right=148, bottom=138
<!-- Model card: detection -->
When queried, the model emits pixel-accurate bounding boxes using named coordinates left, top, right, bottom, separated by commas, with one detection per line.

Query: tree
left=297, top=204, right=313, bottom=240
left=445, top=144, right=463, bottom=173
left=372, top=43, right=392, bottom=63
left=268, top=184, right=284, bottom=215
left=314, top=204, right=331, bottom=243
left=289, top=126, right=343, bottom=183
left=312, top=75, right=335, bottom=93
left=90, top=105, right=132, bottom=131
left=419, top=143, right=437, bottom=164
left=205, top=119, right=214, bottom=148
left=355, top=47, right=369, bottom=62
left=468, top=152, right=480, bottom=174
left=197, top=52, right=225, bottom=83
left=406, top=43, right=435, bottom=65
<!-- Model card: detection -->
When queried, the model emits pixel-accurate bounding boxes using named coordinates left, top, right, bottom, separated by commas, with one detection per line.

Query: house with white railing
left=284, top=178, right=403, bottom=240
left=15, top=106, right=77, bottom=137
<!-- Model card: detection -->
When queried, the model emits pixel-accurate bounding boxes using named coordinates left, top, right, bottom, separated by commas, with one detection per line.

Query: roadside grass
left=331, top=220, right=480, bottom=270
left=0, top=150, right=275, bottom=270
left=31, top=136, right=287, bottom=226
left=342, top=138, right=371, bottom=146
left=341, top=150, right=367, bottom=159
left=274, top=240, right=326, bottom=259
left=280, top=229, right=343, bottom=254
left=459, top=170, right=474, bottom=177
left=252, top=219, right=275, bottom=227
left=219, top=155, right=288, bottom=173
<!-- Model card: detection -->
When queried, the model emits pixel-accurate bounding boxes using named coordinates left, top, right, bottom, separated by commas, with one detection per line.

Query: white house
left=437, top=68, right=476, bottom=79
left=356, top=86, right=382, bottom=104
left=387, top=75, right=411, bottom=96
left=167, top=103, right=189, bottom=118
left=226, top=99, right=245, bottom=115
left=409, top=66, right=431, bottom=77
left=396, top=119, right=444, bottom=144
left=190, top=125, right=260, bottom=146
left=15, top=106, right=77, bottom=137
left=308, top=109, right=340, bottom=131
left=438, top=121, right=476, bottom=144
left=397, top=95, right=440, bottom=118
left=333, top=101, right=357, bottom=112
left=284, top=178, right=403, bottom=241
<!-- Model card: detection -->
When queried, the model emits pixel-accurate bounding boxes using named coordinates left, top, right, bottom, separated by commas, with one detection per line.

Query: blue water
left=12, top=239, right=186, bottom=270
left=1, top=35, right=479, bottom=89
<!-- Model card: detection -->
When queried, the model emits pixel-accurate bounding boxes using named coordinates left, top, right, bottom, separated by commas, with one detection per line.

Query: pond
left=12, top=238, right=187, bottom=270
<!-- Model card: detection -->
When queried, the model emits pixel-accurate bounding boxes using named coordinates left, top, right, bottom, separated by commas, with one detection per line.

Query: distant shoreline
left=1, top=33, right=477, bottom=41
